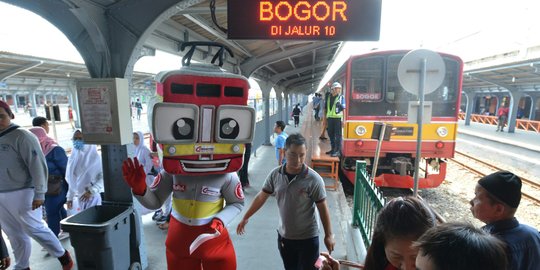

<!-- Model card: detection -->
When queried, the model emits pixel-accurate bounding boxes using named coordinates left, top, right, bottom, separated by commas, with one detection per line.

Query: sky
left=1, top=0, right=540, bottom=92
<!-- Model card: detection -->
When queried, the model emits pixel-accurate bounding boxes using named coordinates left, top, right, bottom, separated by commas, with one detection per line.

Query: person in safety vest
left=325, top=82, right=345, bottom=157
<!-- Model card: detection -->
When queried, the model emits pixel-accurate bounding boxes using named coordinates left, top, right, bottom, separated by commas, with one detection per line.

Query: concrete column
left=275, top=88, right=284, bottom=122
left=12, top=94, right=19, bottom=113
left=259, top=81, right=274, bottom=145
left=530, top=96, right=538, bottom=120
left=68, top=85, right=81, bottom=129
left=284, top=93, right=290, bottom=124
left=463, top=91, right=475, bottom=126
left=507, top=91, right=523, bottom=133
left=30, top=90, right=37, bottom=109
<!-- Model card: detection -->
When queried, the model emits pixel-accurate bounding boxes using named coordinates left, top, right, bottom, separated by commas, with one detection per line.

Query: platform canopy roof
left=0, top=0, right=344, bottom=96
left=462, top=46, right=540, bottom=96
left=0, top=51, right=155, bottom=96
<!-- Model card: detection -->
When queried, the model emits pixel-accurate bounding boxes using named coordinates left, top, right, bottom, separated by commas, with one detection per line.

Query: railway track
left=451, top=151, right=540, bottom=205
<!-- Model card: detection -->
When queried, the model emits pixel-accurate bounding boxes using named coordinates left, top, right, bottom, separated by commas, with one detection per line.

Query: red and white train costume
left=123, top=55, right=255, bottom=270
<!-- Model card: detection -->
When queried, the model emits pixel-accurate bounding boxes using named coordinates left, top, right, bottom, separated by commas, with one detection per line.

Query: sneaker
left=58, top=250, right=74, bottom=270
left=325, top=150, right=333, bottom=155
left=152, top=210, right=163, bottom=221
left=330, top=152, right=340, bottom=157
left=319, top=136, right=328, bottom=140
left=155, top=215, right=168, bottom=224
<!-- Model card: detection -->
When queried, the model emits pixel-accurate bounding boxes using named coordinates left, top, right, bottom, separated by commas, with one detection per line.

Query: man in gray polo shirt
left=237, top=133, right=335, bottom=270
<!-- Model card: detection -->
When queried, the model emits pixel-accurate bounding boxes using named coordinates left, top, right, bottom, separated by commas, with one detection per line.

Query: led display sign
left=227, top=0, right=381, bottom=40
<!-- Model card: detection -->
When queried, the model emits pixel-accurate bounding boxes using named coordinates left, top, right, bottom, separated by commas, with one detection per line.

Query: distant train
left=328, top=50, right=463, bottom=188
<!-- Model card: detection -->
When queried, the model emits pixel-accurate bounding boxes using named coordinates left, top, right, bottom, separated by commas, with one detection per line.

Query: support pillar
left=463, top=91, right=475, bottom=126
left=284, top=93, right=290, bottom=124
left=68, top=84, right=81, bottom=129
left=259, top=81, right=274, bottom=145
left=507, top=91, right=524, bottom=133
left=275, top=88, right=284, bottom=122
left=12, top=94, right=19, bottom=113
left=530, top=96, right=538, bottom=121
left=28, top=89, right=38, bottom=117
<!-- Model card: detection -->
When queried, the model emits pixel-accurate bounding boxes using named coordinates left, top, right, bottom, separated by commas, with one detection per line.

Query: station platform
left=457, top=121, right=540, bottom=153
left=2, top=108, right=358, bottom=269
left=8, top=103, right=537, bottom=269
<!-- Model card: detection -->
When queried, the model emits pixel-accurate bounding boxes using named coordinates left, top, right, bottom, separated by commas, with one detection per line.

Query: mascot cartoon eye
left=215, top=105, right=255, bottom=143
left=220, top=118, right=239, bottom=139
left=152, top=102, right=199, bottom=144
left=173, top=118, right=195, bottom=139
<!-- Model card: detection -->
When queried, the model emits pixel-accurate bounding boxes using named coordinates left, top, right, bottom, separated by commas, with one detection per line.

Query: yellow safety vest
left=326, top=94, right=343, bottom=119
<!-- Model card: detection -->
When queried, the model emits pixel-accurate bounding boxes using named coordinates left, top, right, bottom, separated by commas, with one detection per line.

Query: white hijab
left=66, top=144, right=102, bottom=200
left=133, top=131, right=147, bottom=158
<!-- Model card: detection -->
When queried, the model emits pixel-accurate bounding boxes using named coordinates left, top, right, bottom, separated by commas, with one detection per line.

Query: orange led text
left=260, top=1, right=348, bottom=22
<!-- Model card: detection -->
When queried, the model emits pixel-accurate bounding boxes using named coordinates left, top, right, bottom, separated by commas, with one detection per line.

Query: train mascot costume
left=122, top=42, right=255, bottom=270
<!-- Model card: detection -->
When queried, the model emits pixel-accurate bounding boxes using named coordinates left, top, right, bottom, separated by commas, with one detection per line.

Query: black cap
left=478, top=171, right=522, bottom=208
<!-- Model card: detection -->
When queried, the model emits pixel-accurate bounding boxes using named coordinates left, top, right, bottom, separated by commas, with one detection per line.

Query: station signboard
left=227, top=0, right=382, bottom=41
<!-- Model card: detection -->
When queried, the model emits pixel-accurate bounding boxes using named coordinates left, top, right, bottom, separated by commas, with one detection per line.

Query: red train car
left=327, top=50, right=463, bottom=188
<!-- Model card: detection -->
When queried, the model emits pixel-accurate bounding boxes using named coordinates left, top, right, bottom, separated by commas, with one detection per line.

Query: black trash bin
left=45, top=105, right=61, bottom=121
left=61, top=205, right=132, bottom=270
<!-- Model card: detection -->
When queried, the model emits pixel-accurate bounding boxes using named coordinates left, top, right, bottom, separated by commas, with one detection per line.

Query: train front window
left=387, top=56, right=459, bottom=117
left=197, top=83, right=221, bottom=97
left=350, top=57, right=384, bottom=104
left=348, top=54, right=460, bottom=117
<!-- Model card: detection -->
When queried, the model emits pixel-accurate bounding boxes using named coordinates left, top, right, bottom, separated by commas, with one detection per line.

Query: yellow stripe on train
left=162, top=143, right=245, bottom=156
left=344, top=122, right=457, bottom=141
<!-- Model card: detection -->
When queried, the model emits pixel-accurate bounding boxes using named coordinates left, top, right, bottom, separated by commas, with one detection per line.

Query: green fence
left=352, top=160, right=386, bottom=248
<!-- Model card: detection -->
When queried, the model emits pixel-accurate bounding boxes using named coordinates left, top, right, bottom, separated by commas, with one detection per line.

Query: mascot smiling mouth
left=180, top=159, right=231, bottom=172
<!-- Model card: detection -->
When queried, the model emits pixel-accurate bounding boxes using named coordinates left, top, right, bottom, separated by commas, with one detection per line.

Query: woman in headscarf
left=65, top=130, right=103, bottom=212
left=131, top=131, right=158, bottom=216
left=133, top=131, right=155, bottom=187
left=28, top=127, right=69, bottom=239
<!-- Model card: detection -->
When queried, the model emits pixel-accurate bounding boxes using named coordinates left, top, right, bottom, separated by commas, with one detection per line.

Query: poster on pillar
left=76, top=78, right=133, bottom=145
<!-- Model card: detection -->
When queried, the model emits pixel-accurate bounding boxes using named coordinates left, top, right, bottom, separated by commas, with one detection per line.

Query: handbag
left=47, top=175, right=64, bottom=196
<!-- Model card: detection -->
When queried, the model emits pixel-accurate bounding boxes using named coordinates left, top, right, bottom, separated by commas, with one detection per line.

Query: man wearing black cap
left=470, top=170, right=540, bottom=270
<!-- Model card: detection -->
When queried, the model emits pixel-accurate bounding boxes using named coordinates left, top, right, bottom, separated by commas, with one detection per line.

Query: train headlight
left=355, top=125, right=367, bottom=136
left=436, top=127, right=448, bottom=137
left=168, top=146, right=176, bottom=155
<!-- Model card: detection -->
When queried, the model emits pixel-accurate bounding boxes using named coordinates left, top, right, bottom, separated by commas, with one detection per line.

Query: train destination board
left=227, top=0, right=382, bottom=40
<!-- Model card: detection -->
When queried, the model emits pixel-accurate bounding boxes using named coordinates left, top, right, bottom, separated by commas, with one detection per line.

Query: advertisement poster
left=78, top=86, right=113, bottom=135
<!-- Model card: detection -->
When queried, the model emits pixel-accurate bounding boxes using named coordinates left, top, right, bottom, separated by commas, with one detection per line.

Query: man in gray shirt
left=237, top=133, right=335, bottom=270
left=0, top=100, right=73, bottom=270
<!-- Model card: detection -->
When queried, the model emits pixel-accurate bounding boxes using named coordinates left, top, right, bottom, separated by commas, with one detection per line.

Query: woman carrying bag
left=29, top=127, right=69, bottom=239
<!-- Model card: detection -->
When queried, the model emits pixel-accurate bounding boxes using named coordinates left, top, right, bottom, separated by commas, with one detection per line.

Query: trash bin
left=61, top=205, right=132, bottom=270
left=45, top=105, right=61, bottom=121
